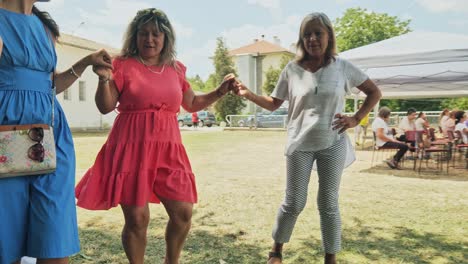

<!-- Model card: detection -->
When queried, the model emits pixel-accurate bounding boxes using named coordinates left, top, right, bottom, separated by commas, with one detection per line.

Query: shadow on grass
left=287, top=218, right=467, bottom=264
left=363, top=166, right=468, bottom=182
left=183, top=230, right=264, bottom=264
left=361, top=161, right=468, bottom=182
left=71, top=216, right=264, bottom=264
left=71, top=215, right=466, bottom=264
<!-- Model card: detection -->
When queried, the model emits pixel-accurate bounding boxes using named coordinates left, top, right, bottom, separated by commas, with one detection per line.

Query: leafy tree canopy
left=187, top=74, right=207, bottom=92
left=346, top=98, right=467, bottom=113
left=262, top=54, right=294, bottom=95
left=334, top=7, right=411, bottom=52
left=441, top=98, right=468, bottom=111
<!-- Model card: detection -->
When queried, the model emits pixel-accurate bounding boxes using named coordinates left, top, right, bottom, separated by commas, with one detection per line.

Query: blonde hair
left=120, top=8, right=176, bottom=67
left=295, top=12, right=337, bottom=66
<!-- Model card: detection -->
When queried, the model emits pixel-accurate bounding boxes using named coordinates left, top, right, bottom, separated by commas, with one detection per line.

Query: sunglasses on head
left=27, top=127, right=45, bottom=162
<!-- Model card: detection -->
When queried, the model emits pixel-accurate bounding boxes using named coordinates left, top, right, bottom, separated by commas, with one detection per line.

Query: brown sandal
left=268, top=251, right=283, bottom=263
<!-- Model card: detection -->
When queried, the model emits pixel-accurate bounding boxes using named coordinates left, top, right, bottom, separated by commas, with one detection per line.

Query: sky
left=37, top=0, right=468, bottom=80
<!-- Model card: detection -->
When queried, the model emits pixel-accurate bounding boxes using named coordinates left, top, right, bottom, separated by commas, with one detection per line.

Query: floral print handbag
left=0, top=68, right=57, bottom=178
left=0, top=124, right=56, bottom=178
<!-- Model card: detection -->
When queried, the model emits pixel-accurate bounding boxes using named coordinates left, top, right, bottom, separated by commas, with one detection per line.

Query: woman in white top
left=442, top=111, right=456, bottom=137
left=372, top=107, right=409, bottom=169
left=439, top=108, right=450, bottom=133
left=233, top=12, right=381, bottom=264
left=415, top=112, right=430, bottom=131
left=454, top=111, right=468, bottom=144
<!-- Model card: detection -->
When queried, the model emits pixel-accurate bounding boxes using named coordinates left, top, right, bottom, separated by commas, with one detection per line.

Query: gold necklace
left=138, top=55, right=165, bottom=74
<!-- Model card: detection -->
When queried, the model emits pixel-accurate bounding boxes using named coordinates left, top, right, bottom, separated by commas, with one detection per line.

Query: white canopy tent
left=339, top=31, right=468, bottom=99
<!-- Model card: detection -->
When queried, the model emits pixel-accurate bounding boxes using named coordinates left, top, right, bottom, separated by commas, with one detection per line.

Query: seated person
left=442, top=111, right=456, bottom=137
left=439, top=108, right=450, bottom=134
left=415, top=112, right=430, bottom=131
left=372, top=107, right=409, bottom=169
left=397, top=108, right=417, bottom=141
left=454, top=110, right=468, bottom=144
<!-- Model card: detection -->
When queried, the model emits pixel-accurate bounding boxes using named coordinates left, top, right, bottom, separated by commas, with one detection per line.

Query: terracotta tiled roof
left=59, top=33, right=120, bottom=54
left=229, top=40, right=293, bottom=56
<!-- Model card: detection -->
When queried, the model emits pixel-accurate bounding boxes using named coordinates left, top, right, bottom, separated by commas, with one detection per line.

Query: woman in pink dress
left=75, top=8, right=234, bottom=264
left=191, top=111, right=199, bottom=128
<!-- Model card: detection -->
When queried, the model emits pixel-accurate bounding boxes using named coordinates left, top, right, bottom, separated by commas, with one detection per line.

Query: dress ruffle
left=75, top=109, right=197, bottom=210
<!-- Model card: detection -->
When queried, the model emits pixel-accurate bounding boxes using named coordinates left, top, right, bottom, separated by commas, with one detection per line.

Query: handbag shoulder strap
left=42, top=23, right=56, bottom=128
left=51, top=68, right=55, bottom=128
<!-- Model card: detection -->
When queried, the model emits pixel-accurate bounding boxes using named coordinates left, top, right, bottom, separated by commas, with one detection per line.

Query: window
left=63, top=88, right=71, bottom=101
left=79, top=81, right=86, bottom=101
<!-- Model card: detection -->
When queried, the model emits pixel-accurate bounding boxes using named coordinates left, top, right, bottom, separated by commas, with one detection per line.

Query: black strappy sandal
left=268, top=251, right=283, bottom=263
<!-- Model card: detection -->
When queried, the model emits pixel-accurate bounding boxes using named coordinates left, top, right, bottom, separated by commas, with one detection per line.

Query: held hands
left=87, top=49, right=113, bottom=80
left=232, top=81, right=252, bottom=98
left=86, top=49, right=113, bottom=69
left=332, top=113, right=359, bottom=134
left=216, top=73, right=237, bottom=97
left=215, top=73, right=255, bottom=99
left=92, top=65, right=112, bottom=82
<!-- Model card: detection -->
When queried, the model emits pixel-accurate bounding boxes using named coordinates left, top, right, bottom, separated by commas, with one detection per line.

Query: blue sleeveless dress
left=0, top=9, right=79, bottom=262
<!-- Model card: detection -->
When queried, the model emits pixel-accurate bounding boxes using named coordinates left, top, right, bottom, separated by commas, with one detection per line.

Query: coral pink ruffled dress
left=75, top=58, right=197, bottom=210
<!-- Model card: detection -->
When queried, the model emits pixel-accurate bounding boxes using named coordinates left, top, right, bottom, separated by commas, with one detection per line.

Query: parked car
left=178, top=111, right=216, bottom=127
left=237, top=107, right=288, bottom=128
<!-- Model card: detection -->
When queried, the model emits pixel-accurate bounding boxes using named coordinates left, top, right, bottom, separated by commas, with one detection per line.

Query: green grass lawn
left=71, top=130, right=468, bottom=264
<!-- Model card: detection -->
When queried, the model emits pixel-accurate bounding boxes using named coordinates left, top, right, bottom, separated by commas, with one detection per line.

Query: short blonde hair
left=120, top=8, right=176, bottom=67
left=295, top=12, right=337, bottom=66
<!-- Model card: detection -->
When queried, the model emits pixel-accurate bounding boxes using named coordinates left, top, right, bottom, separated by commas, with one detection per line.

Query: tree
left=262, top=54, right=294, bottom=94
left=205, top=73, right=217, bottom=91
left=346, top=98, right=449, bottom=113
left=212, top=37, right=246, bottom=121
left=334, top=8, right=411, bottom=52
left=336, top=8, right=412, bottom=112
left=187, top=74, right=206, bottom=92
left=262, top=67, right=281, bottom=95
left=441, top=98, right=468, bottom=110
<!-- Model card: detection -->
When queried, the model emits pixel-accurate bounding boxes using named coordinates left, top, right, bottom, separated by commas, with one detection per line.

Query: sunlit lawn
left=71, top=130, right=467, bottom=264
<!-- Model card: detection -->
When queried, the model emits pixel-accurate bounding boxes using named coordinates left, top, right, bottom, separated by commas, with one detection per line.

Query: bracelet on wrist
left=98, top=76, right=110, bottom=84
left=70, top=66, right=81, bottom=78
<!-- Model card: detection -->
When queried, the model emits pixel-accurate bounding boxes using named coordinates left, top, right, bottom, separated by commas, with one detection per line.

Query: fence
left=225, top=111, right=446, bottom=129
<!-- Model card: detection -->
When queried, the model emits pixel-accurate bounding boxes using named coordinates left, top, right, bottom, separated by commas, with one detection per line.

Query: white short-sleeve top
left=371, top=117, right=393, bottom=147
left=271, top=57, right=368, bottom=157
left=455, top=122, right=468, bottom=144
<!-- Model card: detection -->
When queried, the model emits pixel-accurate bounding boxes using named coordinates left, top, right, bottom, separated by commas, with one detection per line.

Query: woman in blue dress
left=0, top=1, right=112, bottom=263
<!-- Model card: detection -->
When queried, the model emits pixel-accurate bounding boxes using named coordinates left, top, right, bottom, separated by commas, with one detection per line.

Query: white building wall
left=261, top=53, right=285, bottom=82
left=55, top=44, right=117, bottom=130
left=235, top=54, right=264, bottom=114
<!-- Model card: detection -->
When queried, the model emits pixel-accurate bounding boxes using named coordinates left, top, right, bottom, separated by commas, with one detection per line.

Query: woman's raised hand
left=232, top=81, right=251, bottom=98
left=86, top=49, right=113, bottom=70
left=217, top=73, right=237, bottom=95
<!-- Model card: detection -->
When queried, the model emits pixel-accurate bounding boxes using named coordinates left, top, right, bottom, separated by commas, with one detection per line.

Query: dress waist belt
left=0, top=66, right=52, bottom=93
left=118, top=105, right=175, bottom=133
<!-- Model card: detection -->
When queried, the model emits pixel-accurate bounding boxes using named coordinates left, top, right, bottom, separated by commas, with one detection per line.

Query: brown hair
left=454, top=110, right=466, bottom=125
left=32, top=5, right=59, bottom=39
left=295, top=12, right=337, bottom=67
left=439, top=108, right=449, bottom=121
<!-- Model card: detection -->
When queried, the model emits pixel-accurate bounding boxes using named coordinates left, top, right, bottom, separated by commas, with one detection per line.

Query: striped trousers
left=272, top=135, right=347, bottom=254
